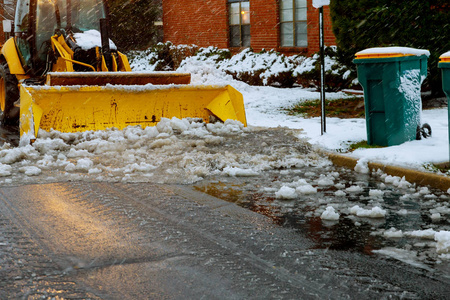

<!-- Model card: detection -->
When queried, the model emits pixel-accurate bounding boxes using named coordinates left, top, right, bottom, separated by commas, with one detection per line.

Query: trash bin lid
left=355, top=47, right=430, bottom=59
left=439, top=51, right=450, bottom=62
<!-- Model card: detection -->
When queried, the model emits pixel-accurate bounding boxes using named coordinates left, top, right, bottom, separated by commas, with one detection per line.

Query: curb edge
left=323, top=151, right=450, bottom=192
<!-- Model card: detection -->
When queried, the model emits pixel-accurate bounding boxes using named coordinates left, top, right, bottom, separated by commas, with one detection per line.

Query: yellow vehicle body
left=19, top=84, right=247, bottom=140
left=1, top=0, right=247, bottom=142
left=2, top=34, right=246, bottom=141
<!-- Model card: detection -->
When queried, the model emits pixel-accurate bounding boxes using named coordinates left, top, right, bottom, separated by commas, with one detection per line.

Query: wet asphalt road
left=0, top=181, right=449, bottom=299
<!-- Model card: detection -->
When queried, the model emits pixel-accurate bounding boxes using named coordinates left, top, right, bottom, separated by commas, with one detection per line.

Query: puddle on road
left=194, top=165, right=450, bottom=273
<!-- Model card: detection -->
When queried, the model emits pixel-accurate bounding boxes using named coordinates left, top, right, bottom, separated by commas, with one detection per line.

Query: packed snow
left=73, top=29, right=117, bottom=50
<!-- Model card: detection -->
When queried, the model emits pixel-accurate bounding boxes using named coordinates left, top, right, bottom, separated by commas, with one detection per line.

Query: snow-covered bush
left=128, top=43, right=356, bottom=90
left=127, top=42, right=199, bottom=71
left=295, top=46, right=356, bottom=92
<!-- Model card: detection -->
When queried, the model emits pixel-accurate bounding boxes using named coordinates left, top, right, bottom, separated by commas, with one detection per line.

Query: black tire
left=0, top=61, right=20, bottom=125
left=416, top=123, right=432, bottom=140
left=421, top=123, right=432, bottom=138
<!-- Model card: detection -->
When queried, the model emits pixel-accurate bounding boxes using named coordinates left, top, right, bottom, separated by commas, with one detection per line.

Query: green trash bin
left=354, top=47, right=429, bottom=146
left=438, top=52, right=450, bottom=161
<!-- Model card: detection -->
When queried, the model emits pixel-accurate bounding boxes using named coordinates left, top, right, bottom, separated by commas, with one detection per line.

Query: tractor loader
left=0, top=0, right=247, bottom=143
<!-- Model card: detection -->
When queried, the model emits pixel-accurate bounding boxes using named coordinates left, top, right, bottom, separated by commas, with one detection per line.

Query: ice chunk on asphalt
left=296, top=185, right=317, bottom=195
left=435, top=231, right=450, bottom=254
left=354, top=158, right=369, bottom=174
left=275, top=186, right=297, bottom=200
left=223, top=167, right=259, bottom=177
left=317, top=175, right=334, bottom=186
left=334, top=190, right=346, bottom=197
left=431, top=213, right=441, bottom=220
left=349, top=205, right=386, bottom=218
left=321, top=206, right=340, bottom=221
left=405, top=229, right=437, bottom=240
left=383, top=228, right=404, bottom=238
left=369, top=189, right=384, bottom=197
left=345, top=185, right=363, bottom=193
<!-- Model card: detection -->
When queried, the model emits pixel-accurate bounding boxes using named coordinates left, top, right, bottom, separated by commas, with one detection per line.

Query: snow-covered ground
left=178, top=56, right=449, bottom=170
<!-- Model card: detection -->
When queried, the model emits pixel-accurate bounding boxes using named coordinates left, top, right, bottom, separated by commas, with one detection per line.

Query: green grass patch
left=287, top=96, right=365, bottom=119
left=348, top=141, right=384, bottom=152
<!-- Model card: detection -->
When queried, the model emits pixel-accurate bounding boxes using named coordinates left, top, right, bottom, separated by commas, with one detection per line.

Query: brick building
left=162, top=0, right=336, bottom=56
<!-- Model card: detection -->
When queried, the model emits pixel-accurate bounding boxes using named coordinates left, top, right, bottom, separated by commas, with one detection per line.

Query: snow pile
left=129, top=44, right=354, bottom=90
left=180, top=48, right=312, bottom=86
left=0, top=164, right=12, bottom=176
left=0, top=119, right=323, bottom=185
left=74, top=30, right=117, bottom=50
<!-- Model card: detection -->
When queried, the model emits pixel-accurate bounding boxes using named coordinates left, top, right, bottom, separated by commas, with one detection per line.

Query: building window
left=229, top=1, right=250, bottom=47
left=280, top=0, right=308, bottom=47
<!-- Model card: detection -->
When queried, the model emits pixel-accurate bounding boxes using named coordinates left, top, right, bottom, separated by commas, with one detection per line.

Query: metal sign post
left=313, top=0, right=329, bottom=135
left=319, top=6, right=326, bottom=135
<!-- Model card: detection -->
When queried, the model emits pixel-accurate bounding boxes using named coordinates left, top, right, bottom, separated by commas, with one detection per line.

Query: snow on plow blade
left=45, top=72, right=192, bottom=86
left=19, top=84, right=247, bottom=140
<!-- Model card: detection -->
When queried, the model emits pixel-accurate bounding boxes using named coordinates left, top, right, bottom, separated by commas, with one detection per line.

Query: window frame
left=228, top=0, right=250, bottom=48
left=279, top=0, right=308, bottom=48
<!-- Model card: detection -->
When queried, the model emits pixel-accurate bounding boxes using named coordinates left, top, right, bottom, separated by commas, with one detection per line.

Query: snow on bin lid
left=439, top=51, right=450, bottom=62
left=312, top=0, right=330, bottom=8
left=355, top=47, right=430, bottom=59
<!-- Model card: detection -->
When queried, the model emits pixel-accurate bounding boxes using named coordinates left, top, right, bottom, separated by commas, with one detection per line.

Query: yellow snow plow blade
left=19, top=84, right=247, bottom=140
